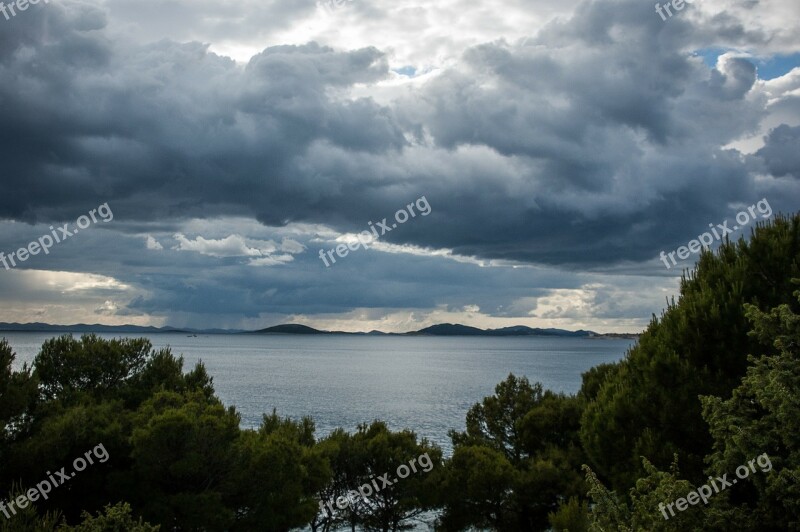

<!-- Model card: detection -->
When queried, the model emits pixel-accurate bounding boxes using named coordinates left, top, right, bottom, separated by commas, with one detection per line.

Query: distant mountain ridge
left=0, top=322, right=639, bottom=338
left=408, top=323, right=596, bottom=337
left=252, top=322, right=639, bottom=338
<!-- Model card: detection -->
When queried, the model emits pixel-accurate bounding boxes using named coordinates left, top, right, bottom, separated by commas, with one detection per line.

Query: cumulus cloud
left=146, top=236, right=164, bottom=250
left=173, top=234, right=277, bottom=258
left=756, top=124, right=800, bottom=178
left=95, top=299, right=119, bottom=315
left=280, top=238, right=306, bottom=253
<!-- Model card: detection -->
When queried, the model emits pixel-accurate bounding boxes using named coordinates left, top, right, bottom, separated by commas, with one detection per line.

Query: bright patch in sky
left=693, top=49, right=800, bottom=80
left=393, top=66, right=417, bottom=77
left=755, top=53, right=800, bottom=80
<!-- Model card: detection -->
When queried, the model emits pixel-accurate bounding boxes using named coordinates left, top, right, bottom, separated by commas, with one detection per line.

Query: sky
left=0, top=0, right=798, bottom=333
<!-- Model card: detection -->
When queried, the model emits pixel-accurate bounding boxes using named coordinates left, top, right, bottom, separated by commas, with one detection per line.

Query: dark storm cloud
left=0, top=0, right=797, bottom=280
left=0, top=2, right=401, bottom=226
left=756, top=125, right=800, bottom=179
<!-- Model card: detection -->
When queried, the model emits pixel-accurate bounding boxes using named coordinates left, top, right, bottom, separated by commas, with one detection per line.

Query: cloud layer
left=0, top=0, right=798, bottom=331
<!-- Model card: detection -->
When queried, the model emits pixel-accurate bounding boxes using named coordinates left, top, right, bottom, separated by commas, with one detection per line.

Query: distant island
left=254, top=324, right=327, bottom=335
left=254, top=323, right=639, bottom=338
left=410, top=324, right=595, bottom=337
left=0, top=321, right=640, bottom=338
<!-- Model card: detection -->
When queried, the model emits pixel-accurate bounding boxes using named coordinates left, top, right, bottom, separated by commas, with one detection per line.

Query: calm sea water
left=3, top=332, right=633, bottom=454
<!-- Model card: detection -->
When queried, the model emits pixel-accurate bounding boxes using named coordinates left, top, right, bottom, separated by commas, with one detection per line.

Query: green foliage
left=314, top=421, right=442, bottom=532
left=583, top=280, right=800, bottom=532
left=577, top=363, right=618, bottom=403
left=312, top=428, right=361, bottom=531
left=452, top=374, right=543, bottom=464
left=6, top=400, right=128, bottom=522
left=548, top=496, right=589, bottom=532
left=34, top=335, right=152, bottom=403
left=33, top=335, right=217, bottom=411
left=436, top=445, right=516, bottom=531
left=0, top=339, right=38, bottom=480
left=520, top=391, right=583, bottom=453
left=0, top=482, right=63, bottom=532
left=0, top=339, right=37, bottom=435
left=229, top=412, right=329, bottom=531
left=584, top=458, right=723, bottom=532
left=126, top=350, right=215, bottom=406
left=700, top=284, right=800, bottom=529
left=440, top=375, right=587, bottom=531
left=4, top=333, right=443, bottom=531
left=61, top=502, right=159, bottom=531
left=130, top=391, right=240, bottom=530
left=581, top=214, right=800, bottom=489
left=260, top=408, right=317, bottom=447
left=1, top=335, right=235, bottom=527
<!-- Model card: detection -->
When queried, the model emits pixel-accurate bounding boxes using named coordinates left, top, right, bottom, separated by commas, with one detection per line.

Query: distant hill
left=487, top=326, right=596, bottom=337
left=253, top=324, right=327, bottom=334
left=410, top=324, right=487, bottom=336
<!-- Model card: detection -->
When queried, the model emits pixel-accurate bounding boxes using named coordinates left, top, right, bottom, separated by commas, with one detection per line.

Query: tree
left=441, top=375, right=587, bottom=530
left=2, top=336, right=222, bottom=526
left=4, top=400, right=130, bottom=523
left=313, top=421, right=442, bottom=532
left=3, top=334, right=336, bottom=530
left=0, top=482, right=63, bottom=532
left=700, top=285, right=800, bottom=530
left=313, top=428, right=362, bottom=532
left=33, top=335, right=152, bottom=403
left=0, top=339, right=38, bottom=474
left=126, top=350, right=215, bottom=407
left=583, top=281, right=800, bottom=532
left=451, top=374, right=543, bottom=464
left=548, top=496, right=589, bottom=532
left=581, top=214, right=800, bottom=490
left=62, top=502, right=159, bottom=531
left=228, top=412, right=330, bottom=531
left=352, top=422, right=442, bottom=532
left=130, top=390, right=240, bottom=530
left=436, top=445, right=516, bottom=531
left=583, top=458, right=721, bottom=532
